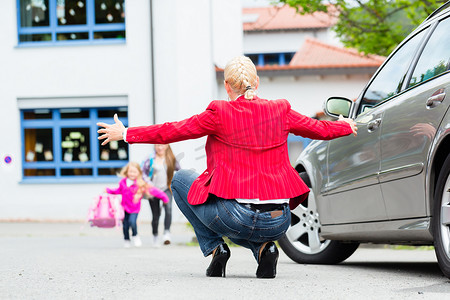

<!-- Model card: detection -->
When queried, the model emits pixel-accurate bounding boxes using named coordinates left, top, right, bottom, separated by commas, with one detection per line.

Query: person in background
left=98, top=56, right=357, bottom=278
left=106, top=162, right=169, bottom=248
left=142, top=144, right=180, bottom=246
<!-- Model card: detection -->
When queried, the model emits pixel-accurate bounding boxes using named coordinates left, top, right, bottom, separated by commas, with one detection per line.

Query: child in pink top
left=106, top=162, right=168, bottom=248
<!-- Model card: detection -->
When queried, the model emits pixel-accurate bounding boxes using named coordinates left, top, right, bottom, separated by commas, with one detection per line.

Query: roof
left=216, top=38, right=385, bottom=77
left=243, top=5, right=337, bottom=32
left=288, top=38, right=385, bottom=69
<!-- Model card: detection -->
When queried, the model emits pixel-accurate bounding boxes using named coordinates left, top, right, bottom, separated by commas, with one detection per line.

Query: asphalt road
left=1, top=222, right=449, bottom=299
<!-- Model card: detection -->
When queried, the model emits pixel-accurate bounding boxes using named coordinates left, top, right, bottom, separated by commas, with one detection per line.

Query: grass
left=387, top=245, right=434, bottom=251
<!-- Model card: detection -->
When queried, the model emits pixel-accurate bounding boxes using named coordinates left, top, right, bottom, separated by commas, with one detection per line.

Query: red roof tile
left=216, top=39, right=385, bottom=73
left=286, top=38, right=385, bottom=69
left=243, top=5, right=336, bottom=31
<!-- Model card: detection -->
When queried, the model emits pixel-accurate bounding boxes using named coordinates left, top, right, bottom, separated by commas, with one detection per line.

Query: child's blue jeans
left=172, top=169, right=291, bottom=261
left=123, top=212, right=138, bottom=240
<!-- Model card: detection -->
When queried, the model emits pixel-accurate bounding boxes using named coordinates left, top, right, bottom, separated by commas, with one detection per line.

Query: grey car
left=278, top=2, right=450, bottom=278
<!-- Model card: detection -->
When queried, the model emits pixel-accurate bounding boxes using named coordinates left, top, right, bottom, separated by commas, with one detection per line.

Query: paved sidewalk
left=0, top=222, right=448, bottom=299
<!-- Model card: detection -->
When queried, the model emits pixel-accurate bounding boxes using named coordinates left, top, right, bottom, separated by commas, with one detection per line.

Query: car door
left=324, top=108, right=385, bottom=224
left=322, top=27, right=429, bottom=224
left=379, top=17, right=450, bottom=220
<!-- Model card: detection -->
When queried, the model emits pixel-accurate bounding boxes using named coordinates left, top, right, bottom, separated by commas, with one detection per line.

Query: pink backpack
left=87, top=194, right=124, bottom=228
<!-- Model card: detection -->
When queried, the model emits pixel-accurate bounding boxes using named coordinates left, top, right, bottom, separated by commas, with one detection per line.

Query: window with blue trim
left=21, top=107, right=129, bottom=182
left=17, top=0, right=125, bottom=45
left=247, top=53, right=296, bottom=67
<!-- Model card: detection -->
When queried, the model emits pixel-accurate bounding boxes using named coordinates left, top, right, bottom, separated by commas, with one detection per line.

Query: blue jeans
left=123, top=212, right=138, bottom=240
left=172, top=169, right=291, bottom=261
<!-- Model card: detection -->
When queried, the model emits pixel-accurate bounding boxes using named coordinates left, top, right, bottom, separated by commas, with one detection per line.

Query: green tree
left=276, top=0, right=446, bottom=56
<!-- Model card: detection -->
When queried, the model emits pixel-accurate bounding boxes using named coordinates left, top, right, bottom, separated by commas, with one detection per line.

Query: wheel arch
left=294, top=164, right=306, bottom=174
left=429, top=133, right=450, bottom=215
left=295, top=164, right=312, bottom=187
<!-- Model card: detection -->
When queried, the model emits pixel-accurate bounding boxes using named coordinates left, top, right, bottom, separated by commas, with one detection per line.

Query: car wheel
left=433, top=154, right=450, bottom=278
left=278, top=172, right=359, bottom=264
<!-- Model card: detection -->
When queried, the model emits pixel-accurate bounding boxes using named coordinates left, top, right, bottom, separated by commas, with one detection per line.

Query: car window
left=357, top=29, right=427, bottom=115
left=409, top=17, right=450, bottom=88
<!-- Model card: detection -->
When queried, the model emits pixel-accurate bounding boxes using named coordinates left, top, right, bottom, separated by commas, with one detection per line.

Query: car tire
left=278, top=172, right=359, bottom=264
left=433, top=154, right=450, bottom=278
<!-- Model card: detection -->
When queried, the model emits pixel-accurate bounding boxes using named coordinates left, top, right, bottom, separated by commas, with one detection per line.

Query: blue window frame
left=21, top=107, right=129, bottom=183
left=17, top=0, right=126, bottom=46
left=247, top=52, right=296, bottom=67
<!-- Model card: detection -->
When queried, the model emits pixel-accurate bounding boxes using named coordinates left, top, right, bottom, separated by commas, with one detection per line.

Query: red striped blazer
left=127, top=96, right=353, bottom=209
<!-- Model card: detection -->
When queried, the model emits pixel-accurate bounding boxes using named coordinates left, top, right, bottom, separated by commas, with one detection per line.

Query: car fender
left=295, top=140, right=330, bottom=210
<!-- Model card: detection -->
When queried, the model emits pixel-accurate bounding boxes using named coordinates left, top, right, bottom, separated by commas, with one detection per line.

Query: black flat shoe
left=206, top=243, right=231, bottom=277
left=256, top=242, right=279, bottom=278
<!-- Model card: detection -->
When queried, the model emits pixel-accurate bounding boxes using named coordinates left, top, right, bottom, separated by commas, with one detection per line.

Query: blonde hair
left=119, top=162, right=147, bottom=190
left=224, top=56, right=258, bottom=100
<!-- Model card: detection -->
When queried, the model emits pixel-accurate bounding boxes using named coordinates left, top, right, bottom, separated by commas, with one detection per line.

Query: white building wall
left=152, top=0, right=242, bottom=173
left=0, top=0, right=242, bottom=221
left=1, top=0, right=153, bottom=221
left=212, top=0, right=244, bottom=69
left=243, top=29, right=339, bottom=54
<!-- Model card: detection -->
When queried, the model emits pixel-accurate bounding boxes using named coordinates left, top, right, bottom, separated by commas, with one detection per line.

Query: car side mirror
left=324, top=97, right=353, bottom=118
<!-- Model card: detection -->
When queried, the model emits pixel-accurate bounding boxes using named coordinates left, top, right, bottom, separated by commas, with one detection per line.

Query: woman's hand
left=338, top=115, right=358, bottom=137
left=97, top=114, right=125, bottom=146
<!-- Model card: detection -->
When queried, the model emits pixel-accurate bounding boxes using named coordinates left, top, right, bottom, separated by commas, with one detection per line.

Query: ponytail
left=224, top=56, right=258, bottom=100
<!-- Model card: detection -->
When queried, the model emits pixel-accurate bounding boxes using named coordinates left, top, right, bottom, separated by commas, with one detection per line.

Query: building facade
left=1, top=1, right=383, bottom=221
left=1, top=0, right=242, bottom=221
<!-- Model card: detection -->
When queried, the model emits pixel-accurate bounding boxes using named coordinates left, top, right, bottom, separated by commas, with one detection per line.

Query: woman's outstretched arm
left=288, top=108, right=357, bottom=140
left=97, top=102, right=218, bottom=146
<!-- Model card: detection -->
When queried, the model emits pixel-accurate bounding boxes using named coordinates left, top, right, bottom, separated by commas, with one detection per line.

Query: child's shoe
left=163, top=230, right=171, bottom=245
left=132, top=235, right=142, bottom=247
left=124, top=240, right=131, bottom=248
left=152, top=235, right=160, bottom=248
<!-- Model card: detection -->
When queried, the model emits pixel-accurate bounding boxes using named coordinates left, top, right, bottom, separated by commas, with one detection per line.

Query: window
left=358, top=28, right=428, bottom=115
left=246, top=53, right=295, bottom=67
left=21, top=107, right=129, bottom=182
left=409, top=17, right=450, bottom=88
left=264, top=53, right=280, bottom=66
left=17, top=0, right=125, bottom=45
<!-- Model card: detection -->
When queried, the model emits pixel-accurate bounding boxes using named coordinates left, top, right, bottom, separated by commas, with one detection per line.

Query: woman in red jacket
left=97, top=56, right=357, bottom=279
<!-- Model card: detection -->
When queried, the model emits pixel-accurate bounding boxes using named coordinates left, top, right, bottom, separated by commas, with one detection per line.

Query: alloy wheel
left=285, top=190, right=330, bottom=255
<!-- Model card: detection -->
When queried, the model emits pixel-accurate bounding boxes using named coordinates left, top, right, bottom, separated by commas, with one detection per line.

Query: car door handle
left=367, top=118, right=381, bottom=132
left=426, top=89, right=445, bottom=109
